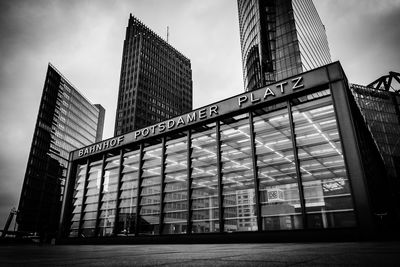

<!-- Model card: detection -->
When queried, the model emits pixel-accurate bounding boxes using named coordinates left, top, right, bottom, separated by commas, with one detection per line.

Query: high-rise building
left=17, top=63, right=105, bottom=239
left=237, top=0, right=331, bottom=91
left=114, top=14, right=193, bottom=136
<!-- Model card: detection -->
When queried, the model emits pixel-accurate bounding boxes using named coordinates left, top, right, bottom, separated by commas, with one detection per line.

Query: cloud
left=314, top=0, right=400, bottom=84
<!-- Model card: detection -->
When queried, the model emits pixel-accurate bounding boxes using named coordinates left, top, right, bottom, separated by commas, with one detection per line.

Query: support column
left=78, top=158, right=90, bottom=238
left=287, top=101, right=307, bottom=229
left=134, top=144, right=144, bottom=236
left=186, top=131, right=193, bottom=235
left=94, top=154, right=106, bottom=237
left=113, top=149, right=124, bottom=235
left=216, top=121, right=224, bottom=233
left=249, top=112, right=262, bottom=231
left=159, top=137, right=166, bottom=235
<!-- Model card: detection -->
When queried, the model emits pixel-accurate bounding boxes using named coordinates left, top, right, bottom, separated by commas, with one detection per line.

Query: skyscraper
left=17, top=63, right=105, bottom=239
left=114, top=14, right=193, bottom=136
left=237, top=0, right=331, bottom=91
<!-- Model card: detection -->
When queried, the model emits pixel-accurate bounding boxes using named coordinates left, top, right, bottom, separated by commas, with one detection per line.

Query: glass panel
left=292, top=93, right=356, bottom=228
left=138, top=143, right=162, bottom=235
left=99, top=155, right=120, bottom=237
left=190, top=123, right=219, bottom=233
left=80, top=160, right=102, bottom=237
left=69, top=163, right=86, bottom=237
left=163, top=134, right=188, bottom=234
left=220, top=114, right=257, bottom=232
left=253, top=105, right=303, bottom=230
left=118, top=148, right=140, bottom=236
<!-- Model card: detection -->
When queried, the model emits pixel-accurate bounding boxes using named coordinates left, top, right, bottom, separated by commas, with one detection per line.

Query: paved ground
left=0, top=242, right=400, bottom=266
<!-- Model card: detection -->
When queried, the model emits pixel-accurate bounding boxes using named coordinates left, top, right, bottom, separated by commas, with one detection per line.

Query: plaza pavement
left=1, top=242, right=400, bottom=266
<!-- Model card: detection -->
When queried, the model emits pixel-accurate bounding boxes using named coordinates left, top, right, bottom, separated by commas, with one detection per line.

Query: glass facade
left=118, top=147, right=140, bottom=236
left=237, top=0, right=331, bottom=91
left=190, top=124, right=219, bottom=233
left=17, top=63, right=105, bottom=239
left=292, top=94, right=355, bottom=228
left=253, top=104, right=303, bottom=230
left=114, top=14, right=193, bottom=135
left=65, top=85, right=361, bottom=239
left=350, top=84, right=400, bottom=223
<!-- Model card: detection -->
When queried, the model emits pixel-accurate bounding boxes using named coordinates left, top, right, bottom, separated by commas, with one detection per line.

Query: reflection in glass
left=98, top=155, right=120, bottom=237
left=81, top=160, right=102, bottom=237
left=190, top=123, right=219, bottom=233
left=138, top=143, right=162, bottom=235
left=253, top=106, right=303, bottom=230
left=220, top=114, right=257, bottom=232
left=118, top=149, right=140, bottom=236
left=163, top=134, right=188, bottom=234
left=292, top=94, right=356, bottom=228
left=69, top=163, right=86, bottom=237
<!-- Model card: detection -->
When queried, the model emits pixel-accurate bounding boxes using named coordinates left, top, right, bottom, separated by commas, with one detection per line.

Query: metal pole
left=248, top=112, right=262, bottom=231
left=113, top=149, right=124, bottom=236
left=287, top=101, right=307, bottom=228
left=134, top=144, right=144, bottom=236
left=216, top=121, right=224, bottom=233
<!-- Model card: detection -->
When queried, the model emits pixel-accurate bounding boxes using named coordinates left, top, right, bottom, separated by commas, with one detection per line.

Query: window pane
left=81, top=160, right=102, bottom=237
left=292, top=93, right=356, bottom=228
left=139, top=143, right=162, bottom=235
left=98, top=155, right=120, bottom=237
left=68, top=163, right=86, bottom=237
left=118, top=148, right=140, bottom=236
left=220, top=114, right=257, bottom=232
left=253, top=105, right=303, bottom=230
left=190, top=123, right=219, bottom=233
left=163, top=134, right=188, bottom=234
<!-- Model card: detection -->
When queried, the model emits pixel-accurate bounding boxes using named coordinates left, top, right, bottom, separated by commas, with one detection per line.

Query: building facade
left=350, top=84, right=400, bottom=223
left=237, top=0, right=331, bottom=91
left=114, top=14, right=193, bottom=136
left=59, top=62, right=392, bottom=242
left=17, top=63, right=105, bottom=239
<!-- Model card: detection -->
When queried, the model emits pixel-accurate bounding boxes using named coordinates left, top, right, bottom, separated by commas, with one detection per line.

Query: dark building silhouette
left=17, top=63, right=105, bottom=239
left=237, top=0, right=331, bottom=91
left=114, top=14, right=193, bottom=136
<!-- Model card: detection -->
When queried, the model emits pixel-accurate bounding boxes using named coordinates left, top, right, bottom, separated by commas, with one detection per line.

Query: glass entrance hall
left=59, top=62, right=390, bottom=242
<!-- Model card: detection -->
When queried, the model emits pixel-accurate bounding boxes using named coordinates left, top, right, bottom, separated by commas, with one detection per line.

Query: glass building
left=17, top=63, right=105, bottom=240
left=237, top=0, right=331, bottom=91
left=114, top=14, right=193, bottom=136
left=350, top=84, right=400, bottom=224
left=59, top=62, right=390, bottom=242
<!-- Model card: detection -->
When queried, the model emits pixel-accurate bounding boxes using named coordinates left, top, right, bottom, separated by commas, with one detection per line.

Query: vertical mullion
left=159, top=137, right=166, bottom=235
left=249, top=112, right=262, bottom=231
left=186, top=131, right=192, bottom=235
left=216, top=121, right=224, bottom=233
left=78, top=158, right=90, bottom=238
left=94, top=154, right=106, bottom=237
left=134, top=143, right=144, bottom=236
left=287, top=100, right=307, bottom=228
left=113, top=149, right=124, bottom=236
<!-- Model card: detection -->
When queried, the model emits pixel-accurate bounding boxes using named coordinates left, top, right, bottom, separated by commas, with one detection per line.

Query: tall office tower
left=350, top=77, right=400, bottom=223
left=17, top=63, right=105, bottom=239
left=114, top=14, right=193, bottom=136
left=237, top=0, right=331, bottom=91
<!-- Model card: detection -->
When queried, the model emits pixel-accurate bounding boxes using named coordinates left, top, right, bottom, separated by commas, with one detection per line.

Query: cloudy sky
left=0, top=0, right=399, bottom=228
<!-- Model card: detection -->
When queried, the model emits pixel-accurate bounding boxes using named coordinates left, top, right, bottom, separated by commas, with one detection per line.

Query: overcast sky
left=0, top=0, right=399, bottom=228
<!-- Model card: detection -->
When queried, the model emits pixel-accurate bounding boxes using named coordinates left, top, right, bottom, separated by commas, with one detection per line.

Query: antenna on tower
left=167, top=26, right=169, bottom=43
